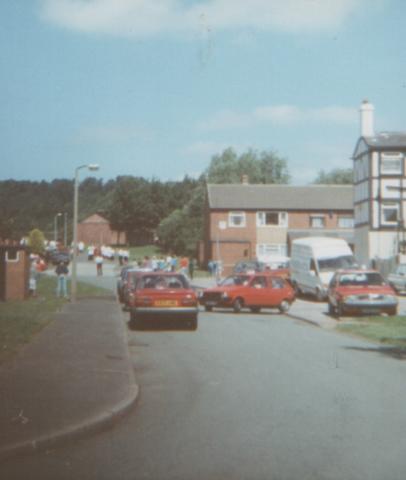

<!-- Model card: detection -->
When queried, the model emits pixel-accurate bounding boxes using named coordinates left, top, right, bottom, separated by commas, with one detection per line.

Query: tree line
left=0, top=148, right=352, bottom=256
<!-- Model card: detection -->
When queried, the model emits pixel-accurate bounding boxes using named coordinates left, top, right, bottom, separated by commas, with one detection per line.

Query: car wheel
left=336, top=303, right=343, bottom=318
left=278, top=300, right=291, bottom=313
left=250, top=307, right=261, bottom=313
left=315, top=288, right=325, bottom=302
left=387, top=307, right=398, bottom=316
left=233, top=298, right=243, bottom=313
left=204, top=305, right=213, bottom=312
left=188, top=315, right=198, bottom=330
left=328, top=302, right=335, bottom=316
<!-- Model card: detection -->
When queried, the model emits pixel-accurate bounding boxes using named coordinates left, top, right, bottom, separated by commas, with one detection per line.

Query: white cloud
left=199, top=104, right=357, bottom=131
left=40, top=0, right=369, bottom=37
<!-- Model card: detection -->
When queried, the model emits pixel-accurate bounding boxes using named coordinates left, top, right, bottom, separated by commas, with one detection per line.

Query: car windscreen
left=338, top=272, right=385, bottom=286
left=317, top=255, right=356, bottom=272
left=138, top=275, right=189, bottom=289
left=220, top=275, right=250, bottom=286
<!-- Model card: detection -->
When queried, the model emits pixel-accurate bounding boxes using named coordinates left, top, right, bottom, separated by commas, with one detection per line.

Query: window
left=228, top=211, right=246, bottom=227
left=381, top=203, right=399, bottom=225
left=381, top=153, right=403, bottom=175
left=338, top=216, right=354, bottom=228
left=256, top=244, right=287, bottom=257
left=257, top=211, right=288, bottom=227
left=310, top=215, right=325, bottom=228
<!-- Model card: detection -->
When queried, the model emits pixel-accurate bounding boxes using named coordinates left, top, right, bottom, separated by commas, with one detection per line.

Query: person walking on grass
left=55, top=261, right=69, bottom=298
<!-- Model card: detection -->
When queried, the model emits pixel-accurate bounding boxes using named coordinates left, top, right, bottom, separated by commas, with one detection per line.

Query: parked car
left=388, top=264, right=406, bottom=294
left=117, top=265, right=136, bottom=303
left=233, top=260, right=266, bottom=274
left=198, top=273, right=295, bottom=313
left=45, top=248, right=71, bottom=266
left=327, top=269, right=398, bottom=317
left=128, top=272, right=198, bottom=329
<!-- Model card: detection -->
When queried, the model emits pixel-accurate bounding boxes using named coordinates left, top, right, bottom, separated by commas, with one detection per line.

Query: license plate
left=155, top=300, right=178, bottom=307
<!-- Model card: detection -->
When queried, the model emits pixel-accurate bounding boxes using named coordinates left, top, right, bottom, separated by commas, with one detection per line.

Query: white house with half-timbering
left=353, top=100, right=406, bottom=267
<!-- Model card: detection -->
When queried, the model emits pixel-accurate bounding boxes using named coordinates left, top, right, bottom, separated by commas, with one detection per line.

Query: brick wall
left=4, top=249, right=29, bottom=300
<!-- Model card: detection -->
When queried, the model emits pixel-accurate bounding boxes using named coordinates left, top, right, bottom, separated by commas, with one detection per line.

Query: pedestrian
left=180, top=256, right=189, bottom=276
left=188, top=258, right=195, bottom=279
left=55, top=261, right=69, bottom=298
left=95, top=254, right=103, bottom=276
left=29, top=260, right=38, bottom=297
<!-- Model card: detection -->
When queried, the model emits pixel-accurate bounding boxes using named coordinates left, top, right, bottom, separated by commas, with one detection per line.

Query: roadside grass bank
left=0, top=274, right=111, bottom=364
left=337, top=315, right=406, bottom=350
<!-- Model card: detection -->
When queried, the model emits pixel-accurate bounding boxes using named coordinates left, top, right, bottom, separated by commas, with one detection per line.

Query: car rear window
left=138, top=275, right=189, bottom=289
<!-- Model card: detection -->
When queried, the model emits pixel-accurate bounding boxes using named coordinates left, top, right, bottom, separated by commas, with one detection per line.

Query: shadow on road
left=127, top=316, right=198, bottom=332
left=344, top=345, right=406, bottom=360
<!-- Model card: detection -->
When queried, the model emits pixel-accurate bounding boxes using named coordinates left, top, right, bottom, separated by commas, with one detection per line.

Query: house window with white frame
left=256, top=243, right=287, bottom=257
left=381, top=203, right=399, bottom=225
left=380, top=153, right=403, bottom=175
left=338, top=216, right=354, bottom=228
left=310, top=215, right=325, bottom=228
left=228, top=211, right=246, bottom=228
left=256, top=211, right=288, bottom=227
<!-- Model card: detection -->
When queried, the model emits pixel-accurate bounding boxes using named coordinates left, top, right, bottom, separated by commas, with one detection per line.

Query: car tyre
left=315, top=288, right=325, bottom=302
left=336, top=303, right=343, bottom=319
left=328, top=302, right=335, bottom=316
left=188, top=315, right=198, bottom=330
left=233, top=298, right=243, bottom=313
left=387, top=307, right=398, bottom=316
left=278, top=300, right=291, bottom=313
left=204, top=305, right=213, bottom=312
left=250, top=307, right=261, bottom=313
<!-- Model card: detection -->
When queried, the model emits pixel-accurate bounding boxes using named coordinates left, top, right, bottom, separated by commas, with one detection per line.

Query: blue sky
left=1, top=0, right=406, bottom=184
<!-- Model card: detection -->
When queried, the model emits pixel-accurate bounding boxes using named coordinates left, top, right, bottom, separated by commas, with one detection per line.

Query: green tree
left=313, top=168, right=353, bottom=184
left=28, top=229, right=46, bottom=254
left=205, top=147, right=290, bottom=184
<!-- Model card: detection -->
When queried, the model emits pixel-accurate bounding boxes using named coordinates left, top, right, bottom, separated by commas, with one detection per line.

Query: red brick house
left=77, top=213, right=127, bottom=246
left=203, top=183, right=354, bottom=275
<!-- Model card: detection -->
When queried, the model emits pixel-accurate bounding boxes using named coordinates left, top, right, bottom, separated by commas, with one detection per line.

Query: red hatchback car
left=128, top=272, right=199, bottom=329
left=327, top=269, right=398, bottom=317
left=198, top=274, right=295, bottom=313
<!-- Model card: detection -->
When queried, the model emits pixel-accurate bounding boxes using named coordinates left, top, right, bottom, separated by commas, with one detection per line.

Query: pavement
left=1, top=267, right=405, bottom=462
left=0, top=294, right=138, bottom=461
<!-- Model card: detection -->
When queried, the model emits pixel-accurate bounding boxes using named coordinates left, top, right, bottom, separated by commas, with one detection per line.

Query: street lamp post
left=71, top=164, right=100, bottom=302
left=54, top=212, right=62, bottom=243
left=63, top=212, right=68, bottom=247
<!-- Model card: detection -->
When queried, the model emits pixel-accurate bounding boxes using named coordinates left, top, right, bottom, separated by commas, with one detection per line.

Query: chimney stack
left=360, top=99, right=374, bottom=137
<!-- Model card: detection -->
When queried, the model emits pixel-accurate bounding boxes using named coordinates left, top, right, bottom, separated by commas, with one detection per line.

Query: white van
left=290, top=237, right=356, bottom=300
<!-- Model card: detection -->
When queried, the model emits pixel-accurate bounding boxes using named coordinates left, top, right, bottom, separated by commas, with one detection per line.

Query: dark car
left=46, top=249, right=70, bottom=266
left=327, top=269, right=398, bottom=317
left=233, top=260, right=267, bottom=274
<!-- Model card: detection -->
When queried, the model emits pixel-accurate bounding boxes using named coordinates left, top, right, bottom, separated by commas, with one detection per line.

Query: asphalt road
left=2, top=306, right=406, bottom=480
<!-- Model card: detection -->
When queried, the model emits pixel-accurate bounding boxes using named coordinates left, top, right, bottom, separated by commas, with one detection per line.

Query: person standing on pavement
left=55, top=261, right=69, bottom=298
left=95, top=254, right=103, bottom=276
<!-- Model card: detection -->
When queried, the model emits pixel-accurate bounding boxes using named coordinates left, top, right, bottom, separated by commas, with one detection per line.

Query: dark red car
left=198, top=273, right=295, bottom=313
left=128, top=272, right=198, bottom=329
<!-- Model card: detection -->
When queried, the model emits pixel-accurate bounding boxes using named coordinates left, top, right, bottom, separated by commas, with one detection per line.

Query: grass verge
left=337, top=315, right=406, bottom=349
left=0, top=274, right=111, bottom=364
